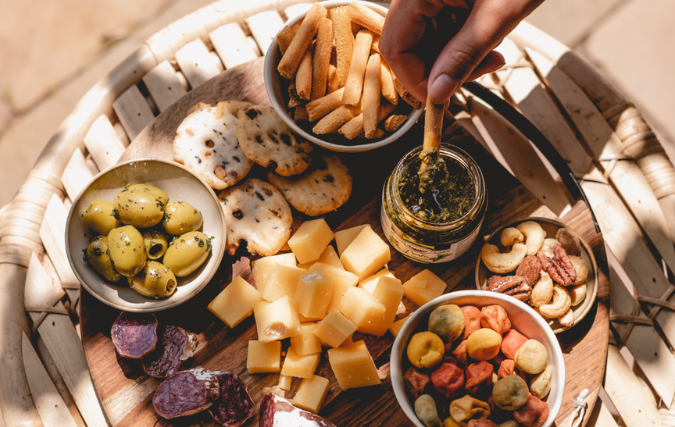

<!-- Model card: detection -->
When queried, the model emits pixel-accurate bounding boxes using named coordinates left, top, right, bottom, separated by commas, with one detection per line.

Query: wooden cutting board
left=82, top=57, right=609, bottom=426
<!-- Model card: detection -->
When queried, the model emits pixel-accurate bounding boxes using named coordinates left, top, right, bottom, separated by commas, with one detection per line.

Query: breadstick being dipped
left=296, top=45, right=313, bottom=100
left=306, top=87, right=345, bottom=122
left=313, top=104, right=362, bottom=134
left=278, top=2, right=327, bottom=79
left=329, top=6, right=355, bottom=88
left=310, top=18, right=333, bottom=101
left=362, top=53, right=382, bottom=138
left=277, top=26, right=294, bottom=56
left=419, top=94, right=445, bottom=179
left=343, top=29, right=374, bottom=106
left=349, top=2, right=385, bottom=34
left=380, top=59, right=398, bottom=105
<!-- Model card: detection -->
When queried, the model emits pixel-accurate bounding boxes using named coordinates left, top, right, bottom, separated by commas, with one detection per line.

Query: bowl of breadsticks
left=265, top=0, right=424, bottom=152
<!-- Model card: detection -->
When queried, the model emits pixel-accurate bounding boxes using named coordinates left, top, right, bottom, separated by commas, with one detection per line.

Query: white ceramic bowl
left=264, top=0, right=424, bottom=153
left=391, top=291, right=564, bottom=427
left=65, top=159, right=227, bottom=312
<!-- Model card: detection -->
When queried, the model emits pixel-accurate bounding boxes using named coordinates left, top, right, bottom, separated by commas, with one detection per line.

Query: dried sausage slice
left=142, top=325, right=198, bottom=378
left=111, top=312, right=158, bottom=359
left=153, top=368, right=220, bottom=419
left=209, top=372, right=255, bottom=426
left=259, top=393, right=336, bottom=427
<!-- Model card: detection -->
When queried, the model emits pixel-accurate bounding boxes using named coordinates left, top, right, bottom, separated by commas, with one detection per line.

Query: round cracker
left=173, top=104, right=253, bottom=190
left=236, top=105, right=314, bottom=176
left=216, top=100, right=253, bottom=119
left=218, top=177, right=292, bottom=256
left=267, top=154, right=352, bottom=216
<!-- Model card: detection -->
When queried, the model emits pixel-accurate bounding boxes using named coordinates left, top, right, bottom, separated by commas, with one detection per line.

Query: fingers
left=466, top=50, right=505, bottom=82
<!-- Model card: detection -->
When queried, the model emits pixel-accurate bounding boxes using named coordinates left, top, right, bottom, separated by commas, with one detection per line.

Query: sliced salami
left=110, top=312, right=158, bottom=359
left=142, top=325, right=198, bottom=378
left=209, top=372, right=255, bottom=426
left=259, top=393, right=336, bottom=427
left=153, top=367, right=220, bottom=419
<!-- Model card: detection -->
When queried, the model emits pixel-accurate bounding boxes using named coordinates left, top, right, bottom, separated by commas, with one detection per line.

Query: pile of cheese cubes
left=208, top=218, right=449, bottom=414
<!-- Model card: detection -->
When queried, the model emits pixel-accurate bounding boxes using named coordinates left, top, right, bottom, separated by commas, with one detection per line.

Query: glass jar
left=380, top=144, right=487, bottom=263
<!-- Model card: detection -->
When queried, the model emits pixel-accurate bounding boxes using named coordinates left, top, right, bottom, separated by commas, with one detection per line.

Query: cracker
left=237, top=105, right=314, bottom=176
left=267, top=153, right=352, bottom=216
left=216, top=100, right=253, bottom=118
left=218, top=178, right=293, bottom=256
left=173, top=103, right=253, bottom=190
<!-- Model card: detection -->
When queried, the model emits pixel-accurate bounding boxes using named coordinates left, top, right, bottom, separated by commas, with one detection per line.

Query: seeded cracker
left=267, top=153, right=352, bottom=216
left=218, top=178, right=293, bottom=256
left=236, top=105, right=314, bottom=176
left=173, top=103, right=253, bottom=190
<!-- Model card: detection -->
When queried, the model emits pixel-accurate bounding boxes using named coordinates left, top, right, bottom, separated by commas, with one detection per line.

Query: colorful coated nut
left=84, top=235, right=121, bottom=282
left=465, top=361, right=494, bottom=394
left=81, top=200, right=120, bottom=235
left=162, top=201, right=203, bottom=235
left=108, top=225, right=147, bottom=277
left=497, top=359, right=526, bottom=382
left=461, top=306, right=482, bottom=339
left=429, top=304, right=466, bottom=342
left=405, top=367, right=431, bottom=401
left=163, top=231, right=212, bottom=277
left=466, top=329, right=502, bottom=361
left=453, top=340, right=468, bottom=368
left=501, top=329, right=528, bottom=360
left=407, top=332, right=445, bottom=369
left=467, top=420, right=499, bottom=427
left=128, top=261, right=177, bottom=298
left=514, top=340, right=548, bottom=375
left=143, top=229, right=168, bottom=260
left=492, top=375, right=529, bottom=411
left=431, top=363, right=465, bottom=398
left=480, top=305, right=511, bottom=335
left=513, top=395, right=549, bottom=427
left=444, top=417, right=462, bottom=427
left=415, top=394, right=443, bottom=427
left=498, top=421, right=520, bottom=427
left=529, top=366, right=552, bottom=399
left=449, top=396, right=491, bottom=427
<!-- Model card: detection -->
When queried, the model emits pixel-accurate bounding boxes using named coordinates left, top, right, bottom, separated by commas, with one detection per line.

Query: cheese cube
left=253, top=296, right=301, bottom=341
left=298, top=313, right=322, bottom=322
left=295, top=270, right=334, bottom=319
left=288, top=219, right=335, bottom=264
left=280, top=348, right=321, bottom=378
left=357, top=276, right=404, bottom=336
left=247, top=341, right=281, bottom=373
left=297, top=245, right=343, bottom=271
left=261, top=264, right=305, bottom=302
left=340, top=227, right=391, bottom=280
left=359, top=268, right=396, bottom=294
left=403, top=270, right=447, bottom=306
left=338, top=287, right=386, bottom=328
left=291, top=323, right=322, bottom=356
left=389, top=315, right=410, bottom=338
left=313, top=310, right=357, bottom=348
left=335, top=224, right=371, bottom=255
left=279, top=374, right=292, bottom=390
left=293, top=375, right=330, bottom=413
left=328, top=341, right=381, bottom=389
left=208, top=276, right=262, bottom=328
left=308, top=262, right=358, bottom=313
left=252, top=253, right=297, bottom=295
left=320, top=333, right=353, bottom=348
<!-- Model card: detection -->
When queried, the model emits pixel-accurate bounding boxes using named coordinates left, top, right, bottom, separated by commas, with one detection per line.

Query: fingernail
left=429, top=74, right=458, bottom=104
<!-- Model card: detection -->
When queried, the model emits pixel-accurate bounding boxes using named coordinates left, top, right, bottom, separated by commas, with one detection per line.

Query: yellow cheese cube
left=335, top=224, right=371, bottom=255
left=208, top=276, right=262, bottom=328
left=359, top=268, right=396, bottom=293
left=320, top=333, right=353, bottom=348
left=388, top=315, right=410, bottom=338
left=340, top=227, right=391, bottom=280
left=298, top=313, right=322, bottom=322
left=308, top=262, right=359, bottom=313
left=403, top=269, right=447, bottom=306
left=288, top=219, right=335, bottom=264
left=253, top=296, right=301, bottom=342
left=279, top=374, right=292, bottom=390
left=280, top=348, right=321, bottom=379
left=357, top=276, right=404, bottom=336
left=328, top=340, right=381, bottom=390
left=297, top=245, right=343, bottom=270
left=291, top=323, right=322, bottom=356
left=295, top=270, right=334, bottom=319
left=338, top=287, right=386, bottom=328
left=293, top=375, right=330, bottom=413
left=261, top=264, right=305, bottom=302
left=247, top=340, right=281, bottom=373
left=252, top=253, right=297, bottom=295
left=314, top=310, right=357, bottom=348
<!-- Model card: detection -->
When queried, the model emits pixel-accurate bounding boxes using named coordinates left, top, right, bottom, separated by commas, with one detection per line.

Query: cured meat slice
left=259, top=393, right=336, bottom=427
left=153, top=368, right=220, bottom=419
left=209, top=372, right=255, bottom=426
left=111, top=312, right=158, bottom=359
left=142, top=325, right=198, bottom=378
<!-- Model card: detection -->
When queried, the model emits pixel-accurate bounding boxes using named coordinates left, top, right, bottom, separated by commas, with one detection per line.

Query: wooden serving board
left=83, top=58, right=609, bottom=426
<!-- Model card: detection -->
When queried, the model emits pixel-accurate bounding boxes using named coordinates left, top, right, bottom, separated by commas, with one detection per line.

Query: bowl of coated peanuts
left=264, top=0, right=424, bottom=152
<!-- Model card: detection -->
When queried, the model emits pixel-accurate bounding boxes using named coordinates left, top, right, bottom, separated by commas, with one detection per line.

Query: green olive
left=113, top=189, right=165, bottom=228
left=162, top=201, right=203, bottom=235
left=108, top=225, right=147, bottom=277
left=84, top=236, right=121, bottom=282
left=126, top=184, right=169, bottom=206
left=81, top=200, right=120, bottom=235
left=163, top=231, right=212, bottom=277
left=143, top=230, right=168, bottom=260
left=128, top=261, right=177, bottom=298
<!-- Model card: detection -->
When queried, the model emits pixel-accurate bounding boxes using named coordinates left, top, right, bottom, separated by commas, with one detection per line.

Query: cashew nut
left=481, top=243, right=528, bottom=274
left=530, top=270, right=554, bottom=307
left=556, top=228, right=581, bottom=256
left=558, top=308, right=575, bottom=328
left=539, top=285, right=571, bottom=318
left=568, top=256, right=588, bottom=285
left=500, top=227, right=524, bottom=247
left=540, top=238, right=561, bottom=258
left=569, top=283, right=587, bottom=306
left=517, top=221, right=547, bottom=256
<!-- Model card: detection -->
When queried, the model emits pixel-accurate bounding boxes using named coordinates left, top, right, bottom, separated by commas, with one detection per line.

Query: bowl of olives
left=66, top=159, right=227, bottom=312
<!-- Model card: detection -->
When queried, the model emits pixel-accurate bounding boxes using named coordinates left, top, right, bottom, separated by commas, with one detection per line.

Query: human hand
left=379, top=0, right=544, bottom=104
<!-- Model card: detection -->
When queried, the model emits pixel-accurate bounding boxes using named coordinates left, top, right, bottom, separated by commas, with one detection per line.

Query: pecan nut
left=487, top=275, right=525, bottom=293
left=537, top=244, right=576, bottom=286
left=516, top=256, right=542, bottom=287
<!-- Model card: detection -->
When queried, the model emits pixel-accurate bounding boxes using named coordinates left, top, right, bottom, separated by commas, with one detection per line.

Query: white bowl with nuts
left=475, top=218, right=598, bottom=334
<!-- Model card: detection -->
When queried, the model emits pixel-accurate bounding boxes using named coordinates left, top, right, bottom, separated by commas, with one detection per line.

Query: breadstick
left=394, top=76, right=422, bottom=109
left=277, top=26, right=294, bottom=56
left=338, top=102, right=395, bottom=139
left=313, top=105, right=362, bottom=134
left=350, top=2, right=385, bottom=34
left=380, top=60, right=398, bottom=105
left=329, top=6, right=354, bottom=87
left=384, top=114, right=407, bottom=132
left=278, top=2, right=327, bottom=79
left=288, top=80, right=302, bottom=108
left=362, top=53, right=382, bottom=138
left=295, top=105, right=309, bottom=121
left=371, top=36, right=380, bottom=54
left=358, top=128, right=385, bottom=139
left=311, top=18, right=333, bottom=101
left=296, top=45, right=313, bottom=100
left=306, top=87, right=345, bottom=121
left=327, top=64, right=339, bottom=93
left=343, top=30, right=374, bottom=106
